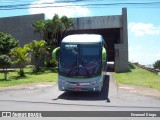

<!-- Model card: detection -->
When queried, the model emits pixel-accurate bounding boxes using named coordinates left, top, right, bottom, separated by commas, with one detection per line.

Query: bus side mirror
left=102, top=47, right=106, bottom=61
left=52, top=47, right=60, bottom=61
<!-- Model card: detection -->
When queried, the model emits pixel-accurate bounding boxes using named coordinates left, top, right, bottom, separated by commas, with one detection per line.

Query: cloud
left=128, top=22, right=160, bottom=37
left=28, top=0, right=90, bottom=18
left=129, top=45, right=160, bottom=65
left=129, top=52, right=155, bottom=65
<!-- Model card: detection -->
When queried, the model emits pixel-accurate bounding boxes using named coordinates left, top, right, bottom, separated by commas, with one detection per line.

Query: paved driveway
left=0, top=72, right=160, bottom=119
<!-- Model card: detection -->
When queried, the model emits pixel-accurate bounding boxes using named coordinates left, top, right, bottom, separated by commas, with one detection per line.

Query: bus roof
left=61, top=34, right=103, bottom=43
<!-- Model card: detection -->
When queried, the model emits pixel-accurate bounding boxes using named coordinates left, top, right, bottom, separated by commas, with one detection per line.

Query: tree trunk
left=4, top=68, right=7, bottom=80
left=35, top=57, right=39, bottom=71
left=19, top=65, right=24, bottom=77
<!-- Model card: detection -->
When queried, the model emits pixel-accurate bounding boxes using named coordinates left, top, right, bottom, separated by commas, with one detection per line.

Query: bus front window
left=59, top=44, right=78, bottom=76
left=59, top=43, right=101, bottom=78
left=80, top=44, right=101, bottom=77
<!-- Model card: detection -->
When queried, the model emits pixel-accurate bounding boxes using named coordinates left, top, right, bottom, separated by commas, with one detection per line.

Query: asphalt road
left=0, top=72, right=160, bottom=119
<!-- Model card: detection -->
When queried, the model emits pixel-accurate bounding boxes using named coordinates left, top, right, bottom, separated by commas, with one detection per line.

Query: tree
left=33, top=14, right=73, bottom=48
left=26, top=40, right=47, bottom=71
left=32, top=20, right=46, bottom=38
left=0, top=32, right=18, bottom=55
left=0, top=55, right=12, bottom=80
left=59, top=15, right=73, bottom=44
left=33, top=15, right=73, bottom=66
left=153, top=60, right=160, bottom=70
left=0, top=32, right=18, bottom=79
left=10, top=46, right=30, bottom=77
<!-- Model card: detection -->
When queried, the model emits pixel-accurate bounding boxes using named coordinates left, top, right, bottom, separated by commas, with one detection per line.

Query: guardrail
left=133, top=63, right=160, bottom=75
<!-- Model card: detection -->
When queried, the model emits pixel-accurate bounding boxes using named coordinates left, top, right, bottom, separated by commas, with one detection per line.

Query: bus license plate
left=75, top=88, right=82, bottom=91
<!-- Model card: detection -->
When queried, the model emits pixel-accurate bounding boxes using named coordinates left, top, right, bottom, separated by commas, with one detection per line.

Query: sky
left=0, top=0, right=160, bottom=65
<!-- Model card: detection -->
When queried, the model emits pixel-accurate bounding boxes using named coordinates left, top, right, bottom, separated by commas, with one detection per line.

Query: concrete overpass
left=68, top=8, right=129, bottom=72
left=0, top=8, right=129, bottom=72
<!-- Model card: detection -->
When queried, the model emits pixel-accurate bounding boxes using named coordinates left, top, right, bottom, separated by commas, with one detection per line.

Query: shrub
left=153, top=60, right=160, bottom=70
left=10, top=46, right=30, bottom=77
left=26, top=40, right=47, bottom=71
left=0, top=55, right=12, bottom=80
left=45, top=58, right=58, bottom=68
left=0, top=32, right=18, bottom=55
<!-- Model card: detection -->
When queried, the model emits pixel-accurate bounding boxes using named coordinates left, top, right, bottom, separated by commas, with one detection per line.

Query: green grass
left=0, top=68, right=58, bottom=87
left=114, top=64, right=160, bottom=91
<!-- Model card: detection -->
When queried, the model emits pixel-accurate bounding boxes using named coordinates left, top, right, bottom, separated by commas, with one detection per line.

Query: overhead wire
left=0, top=0, right=159, bottom=3
left=0, top=1, right=160, bottom=10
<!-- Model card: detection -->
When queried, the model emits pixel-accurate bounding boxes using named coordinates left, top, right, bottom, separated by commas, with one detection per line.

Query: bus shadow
left=57, top=75, right=110, bottom=101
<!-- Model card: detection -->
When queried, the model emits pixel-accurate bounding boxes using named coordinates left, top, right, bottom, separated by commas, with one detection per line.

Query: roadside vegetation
left=115, top=63, right=160, bottom=91
left=153, top=60, right=160, bottom=70
left=0, top=14, right=72, bottom=87
left=0, top=32, right=18, bottom=80
left=0, top=68, right=58, bottom=87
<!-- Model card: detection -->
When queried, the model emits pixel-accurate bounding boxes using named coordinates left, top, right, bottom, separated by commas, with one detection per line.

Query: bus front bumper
left=58, top=80, right=103, bottom=92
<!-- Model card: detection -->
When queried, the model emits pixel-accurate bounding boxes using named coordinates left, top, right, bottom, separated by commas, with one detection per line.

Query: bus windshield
left=59, top=43, right=101, bottom=78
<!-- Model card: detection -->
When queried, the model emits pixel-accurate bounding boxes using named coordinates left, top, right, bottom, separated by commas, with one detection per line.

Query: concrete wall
left=71, top=15, right=122, bottom=30
left=0, top=14, right=45, bottom=46
left=114, top=44, right=129, bottom=72
left=114, top=8, right=129, bottom=72
left=70, top=8, right=129, bottom=72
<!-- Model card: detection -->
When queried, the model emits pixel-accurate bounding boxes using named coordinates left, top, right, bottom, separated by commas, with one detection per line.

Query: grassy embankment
left=0, top=68, right=58, bottom=87
left=114, top=64, right=160, bottom=91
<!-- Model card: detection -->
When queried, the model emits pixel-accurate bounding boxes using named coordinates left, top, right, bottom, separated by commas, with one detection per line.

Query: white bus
left=52, top=34, right=107, bottom=92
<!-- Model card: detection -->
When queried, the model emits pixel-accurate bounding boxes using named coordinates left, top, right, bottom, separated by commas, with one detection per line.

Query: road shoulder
left=118, top=84, right=160, bottom=100
left=0, top=82, right=56, bottom=91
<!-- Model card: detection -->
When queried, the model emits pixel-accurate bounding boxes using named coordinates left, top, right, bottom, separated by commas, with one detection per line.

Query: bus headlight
left=59, top=79, right=66, bottom=83
left=90, top=80, right=99, bottom=85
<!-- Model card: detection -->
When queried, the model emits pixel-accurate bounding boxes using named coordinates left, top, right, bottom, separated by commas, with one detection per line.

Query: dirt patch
left=118, top=84, right=160, bottom=99
left=0, top=82, right=56, bottom=91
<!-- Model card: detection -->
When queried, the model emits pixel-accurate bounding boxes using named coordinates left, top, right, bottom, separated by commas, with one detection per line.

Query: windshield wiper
left=80, top=63, right=90, bottom=77
left=67, top=63, right=77, bottom=77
